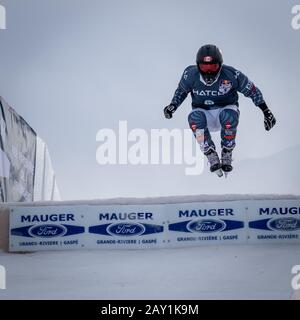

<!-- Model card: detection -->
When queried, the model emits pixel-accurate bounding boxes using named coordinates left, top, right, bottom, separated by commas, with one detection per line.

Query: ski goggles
left=199, top=63, right=220, bottom=73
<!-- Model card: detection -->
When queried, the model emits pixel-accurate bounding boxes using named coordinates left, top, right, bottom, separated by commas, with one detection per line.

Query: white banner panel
left=165, top=201, right=247, bottom=247
left=85, top=204, right=166, bottom=249
left=10, top=206, right=86, bottom=251
left=247, top=200, right=300, bottom=244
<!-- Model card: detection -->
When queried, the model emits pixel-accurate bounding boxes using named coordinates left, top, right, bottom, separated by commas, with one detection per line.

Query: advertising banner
left=10, top=205, right=85, bottom=251
left=86, top=204, right=166, bottom=249
left=247, top=200, right=300, bottom=244
left=8, top=198, right=300, bottom=252
left=9, top=204, right=167, bottom=251
left=165, top=201, right=246, bottom=247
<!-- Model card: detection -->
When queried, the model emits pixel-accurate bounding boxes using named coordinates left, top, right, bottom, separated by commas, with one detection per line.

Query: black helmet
left=196, top=44, right=223, bottom=85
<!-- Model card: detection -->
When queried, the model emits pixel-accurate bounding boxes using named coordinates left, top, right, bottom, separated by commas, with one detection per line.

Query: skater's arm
left=164, top=85, right=189, bottom=119
left=170, top=85, right=189, bottom=109
left=235, top=69, right=276, bottom=131
left=170, top=66, right=193, bottom=107
left=165, top=66, right=193, bottom=119
left=235, top=70, right=265, bottom=106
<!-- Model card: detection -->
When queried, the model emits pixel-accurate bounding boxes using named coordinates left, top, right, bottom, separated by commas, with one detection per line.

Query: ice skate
left=205, top=148, right=223, bottom=177
left=221, top=147, right=233, bottom=177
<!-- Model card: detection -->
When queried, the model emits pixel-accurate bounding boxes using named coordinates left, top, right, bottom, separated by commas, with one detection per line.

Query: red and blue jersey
left=171, top=65, right=265, bottom=110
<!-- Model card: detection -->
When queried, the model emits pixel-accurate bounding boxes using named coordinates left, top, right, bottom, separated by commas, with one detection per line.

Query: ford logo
left=28, top=224, right=67, bottom=238
left=107, top=223, right=145, bottom=237
left=187, top=219, right=226, bottom=233
left=268, top=218, right=300, bottom=232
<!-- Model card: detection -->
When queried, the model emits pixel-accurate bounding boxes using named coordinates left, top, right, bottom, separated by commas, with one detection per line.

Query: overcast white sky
left=0, top=0, right=299, bottom=200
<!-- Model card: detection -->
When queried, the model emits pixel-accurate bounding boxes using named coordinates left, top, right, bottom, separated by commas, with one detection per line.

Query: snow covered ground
left=0, top=244, right=299, bottom=300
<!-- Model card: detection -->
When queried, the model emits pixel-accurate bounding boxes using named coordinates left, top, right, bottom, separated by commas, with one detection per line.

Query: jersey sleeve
left=234, top=69, right=265, bottom=106
left=170, top=67, right=193, bottom=108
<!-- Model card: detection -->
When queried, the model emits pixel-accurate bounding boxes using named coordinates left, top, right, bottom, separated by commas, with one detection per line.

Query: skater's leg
left=188, top=109, right=215, bottom=153
left=188, top=110, right=221, bottom=174
left=219, top=107, right=239, bottom=172
left=219, top=107, right=239, bottom=150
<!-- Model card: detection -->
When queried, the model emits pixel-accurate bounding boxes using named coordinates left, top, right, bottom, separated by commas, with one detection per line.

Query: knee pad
left=219, top=109, right=239, bottom=150
left=219, top=109, right=239, bottom=129
left=188, top=110, right=207, bottom=131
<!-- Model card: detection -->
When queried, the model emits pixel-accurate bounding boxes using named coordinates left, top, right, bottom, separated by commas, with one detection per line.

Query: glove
left=263, top=109, right=276, bottom=131
left=258, top=103, right=276, bottom=131
left=164, top=104, right=177, bottom=119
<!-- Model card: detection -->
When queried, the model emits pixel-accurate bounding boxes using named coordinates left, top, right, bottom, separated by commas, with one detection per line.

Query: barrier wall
left=34, top=136, right=60, bottom=201
left=0, top=97, right=36, bottom=202
left=0, top=194, right=299, bottom=252
left=0, top=96, right=60, bottom=202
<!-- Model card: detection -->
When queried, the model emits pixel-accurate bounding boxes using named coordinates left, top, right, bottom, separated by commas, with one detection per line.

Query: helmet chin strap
left=199, top=66, right=222, bottom=86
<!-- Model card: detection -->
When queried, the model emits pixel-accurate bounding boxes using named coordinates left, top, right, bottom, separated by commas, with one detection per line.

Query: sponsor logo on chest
left=193, top=79, right=233, bottom=97
left=219, top=80, right=233, bottom=94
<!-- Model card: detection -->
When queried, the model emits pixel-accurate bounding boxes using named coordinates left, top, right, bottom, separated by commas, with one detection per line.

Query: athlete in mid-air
left=164, top=44, right=276, bottom=177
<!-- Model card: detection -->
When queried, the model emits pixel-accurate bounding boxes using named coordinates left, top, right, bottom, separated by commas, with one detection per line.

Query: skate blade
left=215, top=169, right=224, bottom=178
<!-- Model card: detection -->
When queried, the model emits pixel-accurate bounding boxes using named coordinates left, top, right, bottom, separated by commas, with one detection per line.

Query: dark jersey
left=171, top=65, right=265, bottom=110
